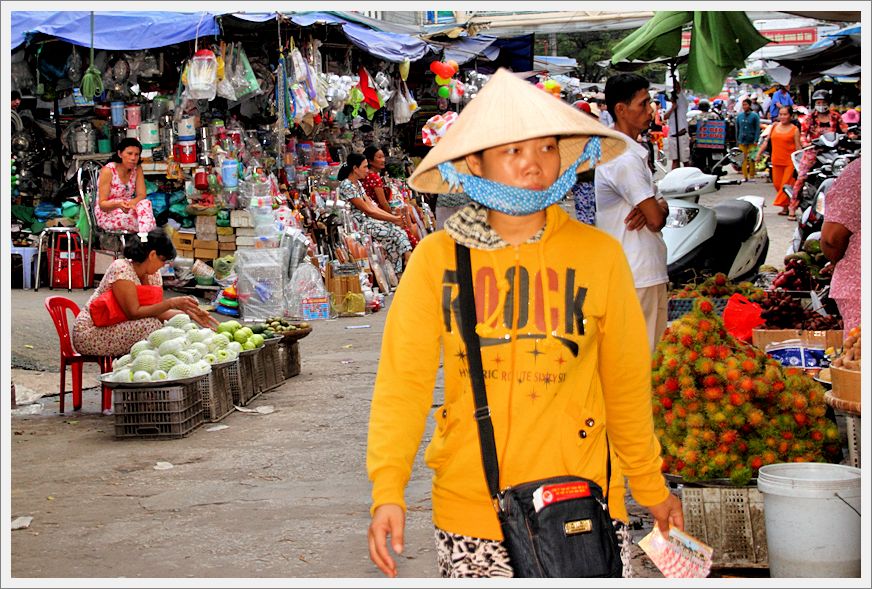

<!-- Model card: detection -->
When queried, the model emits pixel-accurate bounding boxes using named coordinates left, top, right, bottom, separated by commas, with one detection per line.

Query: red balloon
left=429, top=61, right=442, bottom=75
left=435, top=62, right=454, bottom=79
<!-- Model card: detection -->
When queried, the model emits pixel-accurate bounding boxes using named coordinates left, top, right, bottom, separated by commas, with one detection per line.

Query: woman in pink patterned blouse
left=821, top=157, right=862, bottom=333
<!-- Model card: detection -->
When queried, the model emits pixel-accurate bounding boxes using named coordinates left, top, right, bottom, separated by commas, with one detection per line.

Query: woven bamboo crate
left=681, top=485, right=768, bottom=568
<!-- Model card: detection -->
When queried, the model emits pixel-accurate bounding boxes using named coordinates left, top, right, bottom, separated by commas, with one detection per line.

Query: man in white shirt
left=596, top=73, right=670, bottom=352
left=663, top=81, right=689, bottom=170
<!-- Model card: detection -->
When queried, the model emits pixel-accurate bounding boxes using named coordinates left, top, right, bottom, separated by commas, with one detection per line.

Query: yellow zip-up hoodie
left=367, top=203, right=670, bottom=540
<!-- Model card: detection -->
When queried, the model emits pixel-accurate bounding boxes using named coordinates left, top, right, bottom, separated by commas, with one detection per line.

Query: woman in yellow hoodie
left=366, top=69, right=684, bottom=578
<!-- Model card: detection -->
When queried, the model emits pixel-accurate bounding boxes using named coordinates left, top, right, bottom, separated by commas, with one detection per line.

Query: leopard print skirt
left=435, top=520, right=633, bottom=578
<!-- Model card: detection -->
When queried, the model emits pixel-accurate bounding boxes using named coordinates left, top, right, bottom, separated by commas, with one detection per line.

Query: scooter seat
left=713, top=200, right=757, bottom=242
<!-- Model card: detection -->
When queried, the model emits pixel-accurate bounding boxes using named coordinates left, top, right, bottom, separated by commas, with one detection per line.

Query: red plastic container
left=50, top=235, right=95, bottom=289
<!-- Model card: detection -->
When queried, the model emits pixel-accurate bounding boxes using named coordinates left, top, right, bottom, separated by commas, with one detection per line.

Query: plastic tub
left=757, top=463, right=861, bottom=577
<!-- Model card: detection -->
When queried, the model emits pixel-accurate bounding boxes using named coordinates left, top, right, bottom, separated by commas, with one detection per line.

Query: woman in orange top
left=756, top=105, right=801, bottom=217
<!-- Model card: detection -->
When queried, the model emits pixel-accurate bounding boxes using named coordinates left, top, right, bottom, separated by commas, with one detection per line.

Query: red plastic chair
left=44, top=296, right=113, bottom=413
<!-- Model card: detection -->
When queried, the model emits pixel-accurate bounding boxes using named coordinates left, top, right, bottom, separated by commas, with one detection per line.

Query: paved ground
left=6, top=173, right=796, bottom=580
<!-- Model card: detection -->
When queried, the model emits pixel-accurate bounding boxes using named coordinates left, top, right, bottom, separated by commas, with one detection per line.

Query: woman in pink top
left=821, top=157, right=862, bottom=333
left=95, top=138, right=157, bottom=234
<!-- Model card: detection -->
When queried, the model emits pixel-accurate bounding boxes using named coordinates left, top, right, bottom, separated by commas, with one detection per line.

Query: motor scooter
left=659, top=147, right=769, bottom=284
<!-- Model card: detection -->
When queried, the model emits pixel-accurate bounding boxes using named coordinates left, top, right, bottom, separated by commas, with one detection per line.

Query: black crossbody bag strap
left=455, top=241, right=502, bottom=501
left=454, top=241, right=613, bottom=507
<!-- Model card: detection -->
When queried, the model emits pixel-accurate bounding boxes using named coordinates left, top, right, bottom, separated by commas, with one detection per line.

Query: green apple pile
left=217, top=320, right=266, bottom=351
left=108, top=314, right=244, bottom=383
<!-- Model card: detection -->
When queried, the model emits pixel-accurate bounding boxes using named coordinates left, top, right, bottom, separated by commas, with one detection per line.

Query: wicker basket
left=681, top=484, right=768, bottom=568
left=203, top=361, right=238, bottom=422
left=106, top=373, right=207, bottom=440
left=825, top=391, right=861, bottom=468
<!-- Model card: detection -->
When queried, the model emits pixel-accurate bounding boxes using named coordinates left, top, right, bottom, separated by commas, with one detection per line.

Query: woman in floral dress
left=72, top=229, right=216, bottom=358
left=95, top=138, right=156, bottom=234
left=337, top=153, right=412, bottom=274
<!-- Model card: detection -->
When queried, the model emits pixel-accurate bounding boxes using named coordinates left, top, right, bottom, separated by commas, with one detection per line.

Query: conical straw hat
left=408, top=68, right=630, bottom=194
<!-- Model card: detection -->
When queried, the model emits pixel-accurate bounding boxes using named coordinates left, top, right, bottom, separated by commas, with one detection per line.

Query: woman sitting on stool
left=337, top=153, right=412, bottom=275
left=95, top=138, right=156, bottom=237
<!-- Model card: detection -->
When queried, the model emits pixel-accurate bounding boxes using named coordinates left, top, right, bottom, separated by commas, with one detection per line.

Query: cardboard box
left=218, top=242, right=236, bottom=251
left=234, top=227, right=256, bottom=237
left=176, top=248, right=194, bottom=259
left=216, top=226, right=235, bottom=236
left=752, top=329, right=844, bottom=352
left=218, top=248, right=236, bottom=257
left=236, top=236, right=256, bottom=247
left=194, top=247, right=219, bottom=260
left=195, top=215, right=217, bottom=234
left=193, top=239, right=219, bottom=250
left=752, top=329, right=844, bottom=373
left=230, top=210, right=253, bottom=228
left=172, top=232, right=195, bottom=249
left=218, top=234, right=236, bottom=243
left=830, top=366, right=861, bottom=404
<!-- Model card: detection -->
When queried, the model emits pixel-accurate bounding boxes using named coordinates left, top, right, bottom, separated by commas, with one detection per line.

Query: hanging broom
left=80, top=12, right=103, bottom=98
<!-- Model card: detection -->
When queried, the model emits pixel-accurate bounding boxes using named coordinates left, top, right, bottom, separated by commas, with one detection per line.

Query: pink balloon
left=536, top=82, right=545, bottom=89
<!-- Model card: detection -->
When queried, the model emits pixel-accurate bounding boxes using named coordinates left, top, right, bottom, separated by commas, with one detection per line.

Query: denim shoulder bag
left=454, top=241, right=622, bottom=578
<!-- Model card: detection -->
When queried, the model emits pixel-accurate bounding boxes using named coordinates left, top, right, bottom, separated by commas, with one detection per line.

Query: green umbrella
left=612, top=11, right=770, bottom=97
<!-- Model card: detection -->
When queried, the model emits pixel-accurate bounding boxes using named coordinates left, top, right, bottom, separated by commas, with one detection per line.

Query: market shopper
left=337, top=153, right=412, bottom=274
left=366, top=68, right=683, bottom=579
left=735, top=98, right=761, bottom=181
left=790, top=90, right=847, bottom=217
left=756, top=106, right=801, bottom=217
left=821, top=157, right=862, bottom=333
left=71, top=228, right=216, bottom=358
left=95, top=138, right=157, bottom=235
left=595, top=73, right=670, bottom=353
left=663, top=80, right=690, bottom=170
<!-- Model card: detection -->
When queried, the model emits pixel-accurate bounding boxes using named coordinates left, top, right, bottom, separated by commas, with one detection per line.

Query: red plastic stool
left=44, top=296, right=113, bottom=413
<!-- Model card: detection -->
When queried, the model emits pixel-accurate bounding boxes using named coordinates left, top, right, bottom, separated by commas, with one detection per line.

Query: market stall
left=10, top=10, right=447, bottom=317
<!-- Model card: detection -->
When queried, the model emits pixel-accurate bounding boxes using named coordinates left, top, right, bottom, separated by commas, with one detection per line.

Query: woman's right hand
left=368, top=504, right=405, bottom=577
left=390, top=214, right=404, bottom=226
left=170, top=296, right=219, bottom=329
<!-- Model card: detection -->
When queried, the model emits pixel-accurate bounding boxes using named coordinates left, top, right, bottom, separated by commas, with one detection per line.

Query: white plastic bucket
left=757, top=463, right=861, bottom=577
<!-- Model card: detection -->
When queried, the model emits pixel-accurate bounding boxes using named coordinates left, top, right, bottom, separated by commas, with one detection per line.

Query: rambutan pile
left=652, top=298, right=840, bottom=486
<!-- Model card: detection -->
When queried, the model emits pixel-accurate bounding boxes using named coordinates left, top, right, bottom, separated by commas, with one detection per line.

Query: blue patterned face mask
left=437, top=137, right=602, bottom=216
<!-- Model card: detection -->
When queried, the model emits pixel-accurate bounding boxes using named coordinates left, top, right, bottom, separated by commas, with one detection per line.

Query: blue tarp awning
left=11, top=11, right=220, bottom=50
left=12, top=10, right=433, bottom=63
left=444, top=35, right=500, bottom=65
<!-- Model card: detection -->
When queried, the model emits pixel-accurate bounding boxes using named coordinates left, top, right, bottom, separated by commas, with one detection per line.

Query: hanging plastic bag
left=75, top=207, right=90, bottom=242
left=230, top=45, right=261, bottom=101
left=392, top=84, right=412, bottom=124
left=723, top=293, right=765, bottom=343
left=186, top=49, right=218, bottom=101
left=290, top=47, right=308, bottom=83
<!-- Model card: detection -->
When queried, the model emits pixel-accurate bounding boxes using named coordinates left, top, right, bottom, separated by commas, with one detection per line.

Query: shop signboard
left=302, top=296, right=331, bottom=321
left=695, top=120, right=727, bottom=150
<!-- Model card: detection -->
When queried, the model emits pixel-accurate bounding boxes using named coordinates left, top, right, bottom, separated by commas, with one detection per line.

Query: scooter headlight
left=686, top=182, right=708, bottom=193
left=832, top=157, right=849, bottom=177
left=665, top=206, right=699, bottom=228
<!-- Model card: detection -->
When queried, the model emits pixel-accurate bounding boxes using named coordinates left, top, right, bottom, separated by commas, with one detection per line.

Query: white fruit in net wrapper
left=166, top=313, right=191, bottom=329
left=133, top=370, right=152, bottom=382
